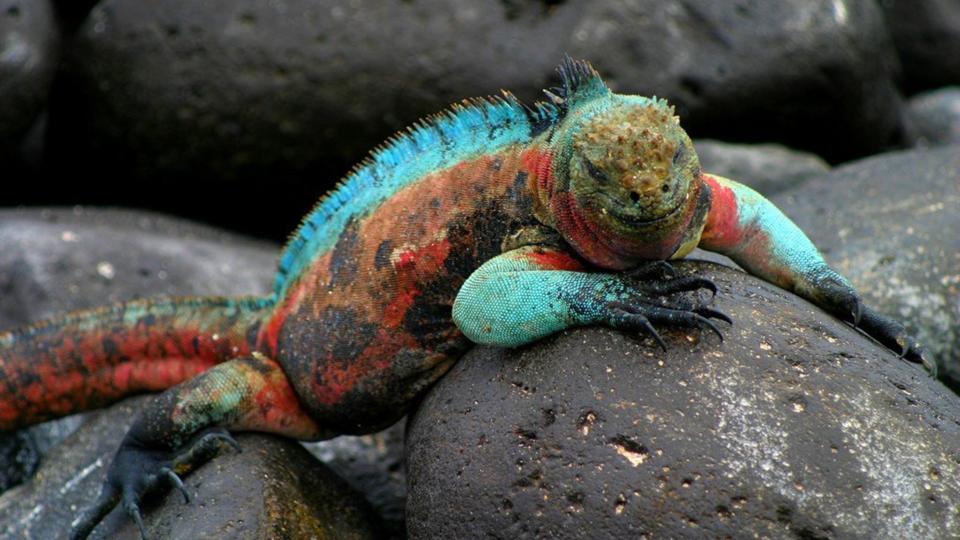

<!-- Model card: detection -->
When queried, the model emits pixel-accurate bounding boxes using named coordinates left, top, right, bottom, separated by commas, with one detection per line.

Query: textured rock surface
left=305, top=420, right=407, bottom=538
left=881, top=0, right=960, bottom=93
left=0, top=0, right=57, bottom=157
left=407, top=262, right=960, bottom=539
left=906, top=87, right=960, bottom=146
left=772, top=147, right=960, bottom=387
left=694, top=139, right=830, bottom=195
left=0, top=396, right=385, bottom=540
left=0, top=207, right=277, bottom=330
left=40, top=0, right=902, bottom=236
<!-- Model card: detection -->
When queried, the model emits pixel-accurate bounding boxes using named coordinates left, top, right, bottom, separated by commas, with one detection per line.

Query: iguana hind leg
left=71, top=353, right=329, bottom=540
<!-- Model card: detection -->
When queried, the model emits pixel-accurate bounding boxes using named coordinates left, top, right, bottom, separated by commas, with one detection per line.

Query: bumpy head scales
left=573, top=101, right=681, bottom=206
left=549, top=87, right=702, bottom=267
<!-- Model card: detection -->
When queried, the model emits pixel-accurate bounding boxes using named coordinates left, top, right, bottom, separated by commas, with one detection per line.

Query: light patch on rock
left=705, top=363, right=806, bottom=505
left=837, top=389, right=959, bottom=537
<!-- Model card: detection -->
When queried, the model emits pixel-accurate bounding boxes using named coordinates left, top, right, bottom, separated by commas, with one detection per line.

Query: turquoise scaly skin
left=0, top=58, right=928, bottom=539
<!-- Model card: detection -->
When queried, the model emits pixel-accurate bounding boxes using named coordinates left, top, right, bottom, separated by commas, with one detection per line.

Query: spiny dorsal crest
left=545, top=56, right=610, bottom=113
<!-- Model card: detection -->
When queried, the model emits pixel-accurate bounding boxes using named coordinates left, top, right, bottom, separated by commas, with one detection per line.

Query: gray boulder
left=406, top=262, right=960, bottom=539
left=694, top=139, right=830, bottom=195
left=0, top=207, right=277, bottom=330
left=0, top=0, right=57, bottom=158
left=881, top=0, right=960, bottom=93
left=772, top=147, right=960, bottom=386
left=906, top=87, right=960, bottom=146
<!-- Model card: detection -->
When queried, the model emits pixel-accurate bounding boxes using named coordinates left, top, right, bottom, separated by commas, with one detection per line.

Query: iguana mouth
left=598, top=190, right=689, bottom=227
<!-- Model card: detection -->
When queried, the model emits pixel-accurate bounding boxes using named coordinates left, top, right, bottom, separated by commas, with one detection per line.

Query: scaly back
left=273, top=93, right=559, bottom=298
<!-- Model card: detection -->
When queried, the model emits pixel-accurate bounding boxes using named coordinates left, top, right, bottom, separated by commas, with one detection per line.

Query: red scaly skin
left=265, top=149, right=545, bottom=431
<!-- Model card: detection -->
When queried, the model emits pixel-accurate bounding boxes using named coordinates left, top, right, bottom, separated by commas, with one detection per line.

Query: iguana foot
left=605, top=272, right=730, bottom=350
left=71, top=428, right=240, bottom=540
left=608, top=301, right=729, bottom=351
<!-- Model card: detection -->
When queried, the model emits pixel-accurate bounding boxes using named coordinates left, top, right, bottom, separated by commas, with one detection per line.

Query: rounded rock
left=42, top=0, right=902, bottom=237
left=772, top=147, right=960, bottom=386
left=0, top=396, right=385, bottom=539
left=881, top=0, right=960, bottom=93
left=694, top=139, right=830, bottom=195
left=0, top=0, right=57, bottom=157
left=407, top=262, right=960, bottom=539
left=906, top=87, right=960, bottom=147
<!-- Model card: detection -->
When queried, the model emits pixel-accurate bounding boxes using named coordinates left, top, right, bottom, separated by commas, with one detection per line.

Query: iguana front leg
left=71, top=354, right=330, bottom=540
left=698, top=173, right=934, bottom=375
left=452, top=245, right=728, bottom=350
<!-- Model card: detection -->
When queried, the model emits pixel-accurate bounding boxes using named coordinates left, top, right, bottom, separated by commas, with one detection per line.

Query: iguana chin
left=0, top=58, right=929, bottom=539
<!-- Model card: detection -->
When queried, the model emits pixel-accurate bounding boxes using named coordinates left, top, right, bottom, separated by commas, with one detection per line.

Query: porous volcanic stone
left=772, top=147, right=960, bottom=387
left=305, top=421, right=408, bottom=538
left=694, top=139, right=830, bottom=195
left=570, top=0, right=904, bottom=161
left=407, top=262, right=960, bottom=539
left=881, top=0, right=960, bottom=93
left=42, top=0, right=902, bottom=236
left=0, top=396, right=385, bottom=540
left=0, top=0, right=57, bottom=157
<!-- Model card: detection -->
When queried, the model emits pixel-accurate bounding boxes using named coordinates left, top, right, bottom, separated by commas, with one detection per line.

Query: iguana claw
left=857, top=305, right=936, bottom=377
left=160, top=467, right=190, bottom=504
left=70, top=427, right=241, bottom=540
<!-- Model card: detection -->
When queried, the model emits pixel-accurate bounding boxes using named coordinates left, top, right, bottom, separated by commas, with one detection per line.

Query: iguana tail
left=0, top=296, right=273, bottom=431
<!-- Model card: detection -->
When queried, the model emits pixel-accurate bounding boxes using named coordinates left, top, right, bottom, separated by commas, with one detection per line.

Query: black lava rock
left=0, top=0, right=57, bottom=159
left=772, top=147, right=960, bottom=388
left=0, top=207, right=277, bottom=331
left=305, top=421, right=408, bottom=538
left=406, top=262, right=960, bottom=539
left=570, top=0, right=905, bottom=162
left=41, top=0, right=903, bottom=238
left=881, top=0, right=960, bottom=93
left=50, top=0, right=100, bottom=33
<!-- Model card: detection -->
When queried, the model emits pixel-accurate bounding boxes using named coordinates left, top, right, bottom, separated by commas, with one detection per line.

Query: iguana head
left=539, top=58, right=708, bottom=269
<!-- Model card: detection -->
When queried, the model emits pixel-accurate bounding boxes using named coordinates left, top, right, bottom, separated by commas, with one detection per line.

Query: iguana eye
left=672, top=145, right=685, bottom=165
left=582, top=157, right=609, bottom=182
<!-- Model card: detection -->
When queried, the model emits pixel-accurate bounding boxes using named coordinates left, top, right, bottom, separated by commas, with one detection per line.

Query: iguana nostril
left=630, top=191, right=641, bottom=204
